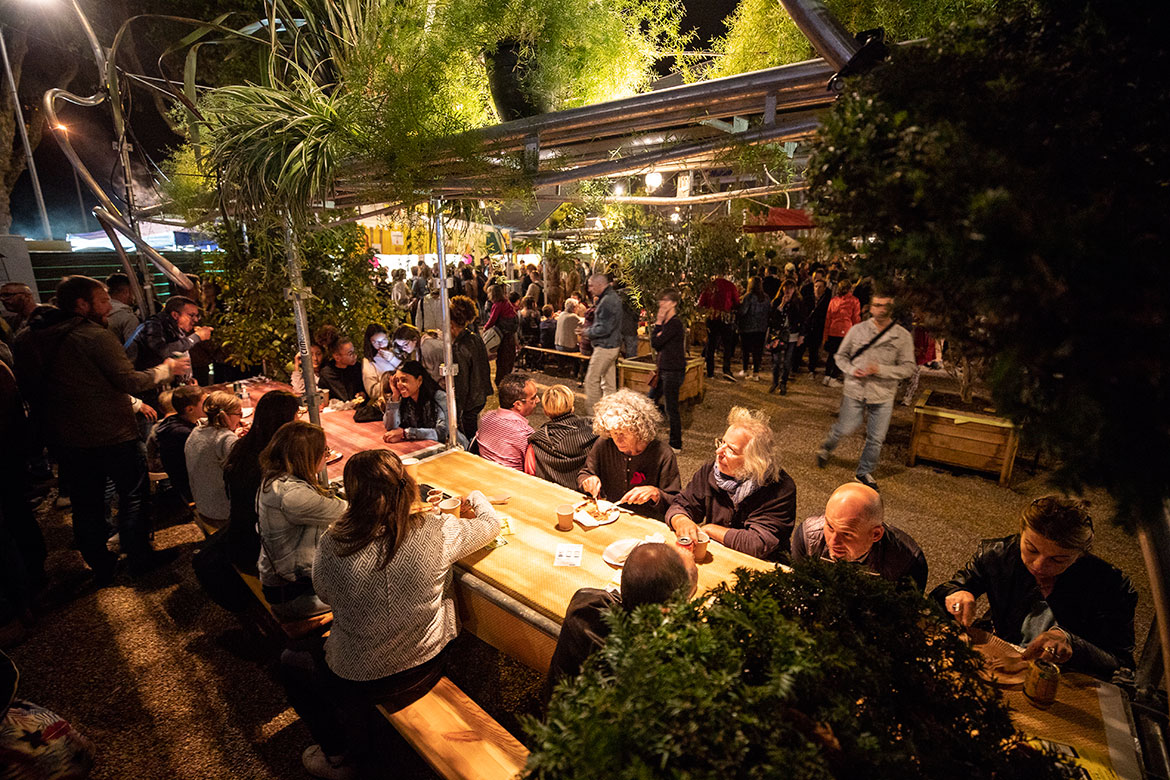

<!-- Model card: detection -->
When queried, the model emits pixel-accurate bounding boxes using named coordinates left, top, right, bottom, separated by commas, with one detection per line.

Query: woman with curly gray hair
left=577, top=389, right=681, bottom=520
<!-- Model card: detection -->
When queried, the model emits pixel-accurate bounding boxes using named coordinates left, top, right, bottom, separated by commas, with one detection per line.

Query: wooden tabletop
left=232, top=380, right=439, bottom=479
left=414, top=449, right=772, bottom=624
left=1004, top=672, right=1141, bottom=777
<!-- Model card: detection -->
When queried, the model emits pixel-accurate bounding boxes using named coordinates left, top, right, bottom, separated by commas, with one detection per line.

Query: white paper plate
left=242, top=407, right=254, bottom=418
left=602, top=538, right=643, bottom=567
left=574, top=498, right=620, bottom=527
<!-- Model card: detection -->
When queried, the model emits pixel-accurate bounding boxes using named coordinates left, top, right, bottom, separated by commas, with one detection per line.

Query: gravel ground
left=7, top=356, right=1152, bottom=779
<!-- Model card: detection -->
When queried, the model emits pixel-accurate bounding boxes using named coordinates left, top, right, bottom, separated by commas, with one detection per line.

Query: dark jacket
left=317, top=360, right=364, bottom=402
left=578, top=438, right=681, bottom=520
left=805, top=290, right=831, bottom=338
left=223, top=453, right=263, bottom=574
left=529, top=413, right=598, bottom=489
left=127, top=312, right=202, bottom=370
left=651, top=316, right=686, bottom=371
left=791, top=515, right=928, bottom=591
left=453, top=328, right=492, bottom=412
left=667, top=461, right=797, bottom=561
left=22, top=316, right=167, bottom=448
left=154, top=415, right=196, bottom=501
left=769, top=294, right=807, bottom=343
left=585, top=287, right=623, bottom=349
left=930, top=535, right=1138, bottom=679
left=545, top=587, right=617, bottom=698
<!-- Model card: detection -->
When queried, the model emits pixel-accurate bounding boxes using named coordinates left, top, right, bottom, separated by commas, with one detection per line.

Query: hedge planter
left=617, top=355, right=705, bottom=403
left=908, top=390, right=1020, bottom=486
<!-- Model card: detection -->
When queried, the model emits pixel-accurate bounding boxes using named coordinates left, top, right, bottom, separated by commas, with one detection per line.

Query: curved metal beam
left=776, top=0, right=860, bottom=71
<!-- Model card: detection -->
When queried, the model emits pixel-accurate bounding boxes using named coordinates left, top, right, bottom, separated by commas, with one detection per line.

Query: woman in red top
left=485, top=284, right=519, bottom=386
left=821, top=279, right=860, bottom=383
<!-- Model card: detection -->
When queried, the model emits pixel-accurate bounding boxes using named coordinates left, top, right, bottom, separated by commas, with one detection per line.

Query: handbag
left=353, top=401, right=383, bottom=423
left=647, top=370, right=660, bottom=390
left=482, top=325, right=502, bottom=354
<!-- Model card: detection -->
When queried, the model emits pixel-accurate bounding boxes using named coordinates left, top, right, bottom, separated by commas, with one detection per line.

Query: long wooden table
left=233, top=379, right=441, bottom=479
left=414, top=449, right=772, bottom=671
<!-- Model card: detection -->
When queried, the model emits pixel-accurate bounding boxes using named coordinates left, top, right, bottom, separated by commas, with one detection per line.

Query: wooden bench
left=520, top=345, right=589, bottom=361
left=190, top=510, right=332, bottom=640
left=378, top=676, right=529, bottom=780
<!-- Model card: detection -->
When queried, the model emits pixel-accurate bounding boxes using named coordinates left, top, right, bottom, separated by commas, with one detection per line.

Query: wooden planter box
left=617, top=355, right=706, bottom=403
left=908, top=390, right=1020, bottom=486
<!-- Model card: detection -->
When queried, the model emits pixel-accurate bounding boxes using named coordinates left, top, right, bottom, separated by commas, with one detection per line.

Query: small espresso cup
left=438, top=497, right=461, bottom=514
left=555, top=504, right=575, bottom=531
left=427, top=489, right=444, bottom=507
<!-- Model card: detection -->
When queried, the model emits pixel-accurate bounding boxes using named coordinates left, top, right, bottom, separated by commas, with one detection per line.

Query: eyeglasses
left=714, top=437, right=740, bottom=455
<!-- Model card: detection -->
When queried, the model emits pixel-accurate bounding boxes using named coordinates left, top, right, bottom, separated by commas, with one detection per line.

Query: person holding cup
left=666, top=407, right=796, bottom=562
left=932, top=496, right=1137, bottom=680
left=578, top=390, right=680, bottom=521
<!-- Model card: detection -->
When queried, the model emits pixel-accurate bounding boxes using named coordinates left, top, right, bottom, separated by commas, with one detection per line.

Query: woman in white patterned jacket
left=280, top=449, right=499, bottom=780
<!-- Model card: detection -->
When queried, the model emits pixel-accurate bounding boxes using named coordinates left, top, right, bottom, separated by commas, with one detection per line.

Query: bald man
left=0, top=282, right=36, bottom=333
left=790, top=483, right=927, bottom=590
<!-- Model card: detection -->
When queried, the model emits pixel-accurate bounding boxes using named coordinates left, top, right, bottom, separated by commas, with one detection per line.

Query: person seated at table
left=417, top=329, right=444, bottom=384
left=222, top=390, right=300, bottom=574
left=318, top=337, right=364, bottom=403
left=476, top=373, right=539, bottom=470
left=791, top=482, right=927, bottom=590
left=281, top=449, right=499, bottom=778
left=360, top=323, right=397, bottom=400
left=381, top=361, right=466, bottom=447
left=290, top=343, right=324, bottom=397
left=539, top=305, right=557, bottom=350
left=666, top=407, right=797, bottom=562
left=151, top=386, right=204, bottom=503
left=184, top=390, right=242, bottom=529
left=257, top=421, right=347, bottom=621
left=932, top=496, right=1138, bottom=680
left=578, top=389, right=681, bottom=520
left=546, top=542, right=697, bottom=696
left=525, top=384, right=597, bottom=489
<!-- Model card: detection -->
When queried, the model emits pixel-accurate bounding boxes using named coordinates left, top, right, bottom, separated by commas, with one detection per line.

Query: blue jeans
left=821, top=395, right=893, bottom=478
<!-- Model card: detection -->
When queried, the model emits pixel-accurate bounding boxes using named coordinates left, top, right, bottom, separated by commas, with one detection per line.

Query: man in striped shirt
left=476, top=372, right=539, bottom=470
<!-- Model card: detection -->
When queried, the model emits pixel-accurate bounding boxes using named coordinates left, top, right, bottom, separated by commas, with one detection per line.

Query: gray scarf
left=713, top=464, right=759, bottom=507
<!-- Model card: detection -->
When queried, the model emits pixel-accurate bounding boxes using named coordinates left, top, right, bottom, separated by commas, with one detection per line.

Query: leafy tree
left=709, top=0, right=1000, bottom=78
left=205, top=220, right=405, bottom=375
left=527, top=561, right=1068, bottom=779
left=806, top=0, right=1170, bottom=527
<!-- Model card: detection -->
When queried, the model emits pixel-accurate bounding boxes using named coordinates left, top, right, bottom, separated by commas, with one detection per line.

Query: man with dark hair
left=126, top=294, right=211, bottom=372
left=545, top=543, right=697, bottom=695
left=104, top=273, right=141, bottom=346
left=23, top=275, right=188, bottom=582
left=762, top=265, right=782, bottom=301
left=791, top=482, right=927, bottom=590
left=476, top=372, right=538, bottom=470
left=317, top=337, right=364, bottom=402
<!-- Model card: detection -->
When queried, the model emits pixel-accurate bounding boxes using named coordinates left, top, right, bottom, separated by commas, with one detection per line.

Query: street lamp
left=0, top=28, right=52, bottom=238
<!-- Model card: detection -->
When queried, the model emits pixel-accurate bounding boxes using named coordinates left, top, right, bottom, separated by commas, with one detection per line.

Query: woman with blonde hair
left=281, top=449, right=499, bottom=777
left=934, top=496, right=1137, bottom=680
left=666, top=406, right=796, bottom=561
left=578, top=389, right=681, bottom=520
left=184, top=389, right=241, bottom=529
left=257, top=421, right=346, bottom=621
left=525, top=384, right=597, bottom=488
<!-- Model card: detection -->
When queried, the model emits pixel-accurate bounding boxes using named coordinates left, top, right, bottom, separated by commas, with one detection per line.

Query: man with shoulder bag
left=815, top=286, right=915, bottom=492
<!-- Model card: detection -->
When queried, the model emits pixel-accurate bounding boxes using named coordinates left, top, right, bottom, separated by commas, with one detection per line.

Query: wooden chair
left=378, top=676, right=529, bottom=780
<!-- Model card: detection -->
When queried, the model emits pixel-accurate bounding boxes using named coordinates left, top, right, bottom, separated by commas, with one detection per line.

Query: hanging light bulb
left=645, top=171, right=663, bottom=191
left=613, top=182, right=626, bottom=196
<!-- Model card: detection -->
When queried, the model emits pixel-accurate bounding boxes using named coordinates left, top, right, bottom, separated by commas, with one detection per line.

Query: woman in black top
left=768, top=279, right=806, bottom=395
left=222, top=390, right=301, bottom=573
left=648, top=289, right=686, bottom=451
left=932, top=496, right=1138, bottom=680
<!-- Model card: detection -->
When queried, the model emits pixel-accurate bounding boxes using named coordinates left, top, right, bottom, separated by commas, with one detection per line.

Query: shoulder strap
left=848, top=321, right=897, bottom=362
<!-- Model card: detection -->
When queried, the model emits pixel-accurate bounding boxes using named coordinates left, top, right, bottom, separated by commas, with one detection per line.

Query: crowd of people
left=0, top=265, right=1139, bottom=780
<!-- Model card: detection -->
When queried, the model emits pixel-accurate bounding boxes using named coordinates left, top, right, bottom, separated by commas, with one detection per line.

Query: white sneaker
left=822, top=376, right=831, bottom=387
left=302, top=744, right=357, bottom=780
left=735, top=369, right=747, bottom=378
left=751, top=372, right=761, bottom=382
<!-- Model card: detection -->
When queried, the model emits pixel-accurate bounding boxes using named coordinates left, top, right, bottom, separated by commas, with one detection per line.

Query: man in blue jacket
left=582, top=274, right=623, bottom=416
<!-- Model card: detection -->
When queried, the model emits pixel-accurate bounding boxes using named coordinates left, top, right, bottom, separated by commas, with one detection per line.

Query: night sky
left=7, top=0, right=742, bottom=238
